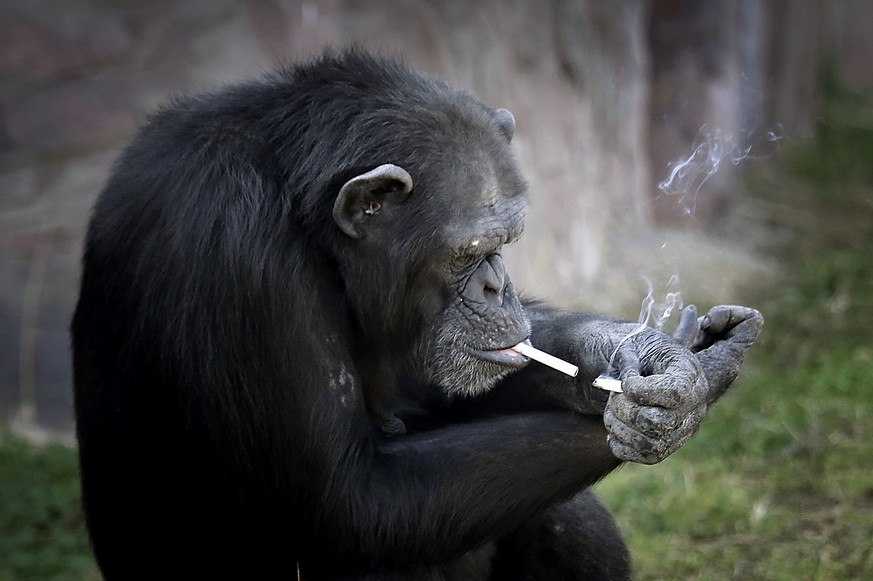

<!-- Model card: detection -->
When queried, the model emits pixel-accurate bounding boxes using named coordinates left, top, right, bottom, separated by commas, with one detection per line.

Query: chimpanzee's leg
left=490, top=490, right=631, bottom=581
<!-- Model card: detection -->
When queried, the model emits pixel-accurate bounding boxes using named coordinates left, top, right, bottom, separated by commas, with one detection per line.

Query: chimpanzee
left=71, top=49, right=763, bottom=580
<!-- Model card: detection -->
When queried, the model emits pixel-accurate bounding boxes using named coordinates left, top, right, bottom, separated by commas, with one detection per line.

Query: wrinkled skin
left=514, top=304, right=764, bottom=465
left=601, top=305, right=764, bottom=464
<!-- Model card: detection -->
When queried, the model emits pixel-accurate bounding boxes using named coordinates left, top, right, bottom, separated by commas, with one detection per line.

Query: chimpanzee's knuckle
left=641, top=438, right=669, bottom=463
left=604, top=415, right=635, bottom=444
left=636, top=451, right=661, bottom=465
left=655, top=378, right=685, bottom=407
left=667, top=424, right=699, bottom=455
left=639, top=406, right=678, bottom=435
left=603, top=407, right=630, bottom=439
left=677, top=408, right=705, bottom=434
left=609, top=395, right=639, bottom=424
left=607, top=437, right=640, bottom=463
left=691, top=376, right=710, bottom=405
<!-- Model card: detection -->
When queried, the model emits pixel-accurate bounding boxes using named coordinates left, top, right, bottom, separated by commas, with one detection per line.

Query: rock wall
left=1, top=0, right=871, bottom=436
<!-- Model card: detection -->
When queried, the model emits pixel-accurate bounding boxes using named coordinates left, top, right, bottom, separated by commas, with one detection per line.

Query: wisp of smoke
left=657, top=124, right=784, bottom=215
left=597, top=124, right=783, bottom=383
left=602, top=276, right=683, bottom=379
left=638, top=274, right=683, bottom=331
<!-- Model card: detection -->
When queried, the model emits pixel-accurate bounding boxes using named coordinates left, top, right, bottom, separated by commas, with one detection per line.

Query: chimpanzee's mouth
left=469, top=340, right=530, bottom=368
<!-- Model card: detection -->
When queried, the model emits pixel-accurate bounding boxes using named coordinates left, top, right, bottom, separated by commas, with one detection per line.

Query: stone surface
left=0, top=0, right=868, bottom=439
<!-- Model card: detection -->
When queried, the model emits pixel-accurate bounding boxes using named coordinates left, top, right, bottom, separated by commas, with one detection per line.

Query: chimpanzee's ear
left=494, top=108, right=515, bottom=142
left=333, top=164, right=414, bottom=239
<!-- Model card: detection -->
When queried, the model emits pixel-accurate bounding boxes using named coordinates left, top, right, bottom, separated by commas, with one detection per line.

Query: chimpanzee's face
left=332, top=105, right=531, bottom=396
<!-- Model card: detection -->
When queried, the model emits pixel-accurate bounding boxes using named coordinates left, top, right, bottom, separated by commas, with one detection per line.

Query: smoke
left=598, top=125, right=783, bottom=381
left=602, top=275, right=683, bottom=379
left=657, top=124, right=785, bottom=216
left=649, top=123, right=784, bottom=306
left=638, top=274, right=683, bottom=331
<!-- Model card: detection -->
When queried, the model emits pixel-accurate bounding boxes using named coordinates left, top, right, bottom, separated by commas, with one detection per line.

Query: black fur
left=72, top=50, right=629, bottom=580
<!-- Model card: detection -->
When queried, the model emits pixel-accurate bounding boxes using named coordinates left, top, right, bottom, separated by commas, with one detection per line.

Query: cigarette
left=511, top=342, right=579, bottom=377
left=592, top=376, right=623, bottom=393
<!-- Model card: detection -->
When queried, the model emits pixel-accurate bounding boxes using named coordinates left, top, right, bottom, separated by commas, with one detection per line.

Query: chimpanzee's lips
left=469, top=340, right=530, bottom=368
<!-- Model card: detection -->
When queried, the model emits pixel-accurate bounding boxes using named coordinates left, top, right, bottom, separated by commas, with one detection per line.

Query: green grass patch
left=597, top=344, right=873, bottom=580
left=0, top=436, right=99, bottom=581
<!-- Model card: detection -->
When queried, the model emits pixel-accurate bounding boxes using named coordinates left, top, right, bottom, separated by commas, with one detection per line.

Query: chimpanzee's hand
left=521, top=303, right=762, bottom=464
left=672, top=305, right=765, bottom=405
left=582, top=321, right=710, bottom=464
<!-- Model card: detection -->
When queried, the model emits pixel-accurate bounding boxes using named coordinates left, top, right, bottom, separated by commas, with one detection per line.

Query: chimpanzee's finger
left=608, top=393, right=680, bottom=437
left=604, top=407, right=667, bottom=464
left=661, top=407, right=705, bottom=456
left=607, top=434, right=664, bottom=465
left=694, top=305, right=764, bottom=351
left=620, top=373, right=686, bottom=408
left=671, top=304, right=699, bottom=348
left=612, top=343, right=641, bottom=381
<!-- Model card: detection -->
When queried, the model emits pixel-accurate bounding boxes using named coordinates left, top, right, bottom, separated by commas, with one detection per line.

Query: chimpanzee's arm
left=469, top=302, right=762, bottom=464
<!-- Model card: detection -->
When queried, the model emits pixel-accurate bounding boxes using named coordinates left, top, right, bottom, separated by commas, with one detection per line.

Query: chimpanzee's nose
left=480, top=254, right=506, bottom=307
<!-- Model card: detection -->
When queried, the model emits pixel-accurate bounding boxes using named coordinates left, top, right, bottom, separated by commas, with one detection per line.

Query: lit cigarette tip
left=511, top=342, right=579, bottom=377
left=592, top=376, right=623, bottom=393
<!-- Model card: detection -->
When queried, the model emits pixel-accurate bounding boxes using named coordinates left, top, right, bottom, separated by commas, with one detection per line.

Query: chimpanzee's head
left=324, top=54, right=531, bottom=396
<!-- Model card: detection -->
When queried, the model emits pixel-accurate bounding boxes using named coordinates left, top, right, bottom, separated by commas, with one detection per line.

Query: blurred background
left=1, top=1, right=871, bottom=579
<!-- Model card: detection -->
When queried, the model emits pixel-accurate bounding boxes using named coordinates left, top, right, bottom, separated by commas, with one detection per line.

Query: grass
left=596, top=87, right=873, bottom=580
left=597, top=344, right=873, bottom=580
left=0, top=437, right=98, bottom=581
left=2, top=87, right=872, bottom=581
